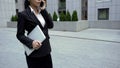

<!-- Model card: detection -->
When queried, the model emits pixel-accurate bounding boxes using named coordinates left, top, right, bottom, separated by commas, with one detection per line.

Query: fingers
left=32, top=40, right=42, bottom=50
left=36, top=40, right=42, bottom=46
left=42, top=0, right=45, bottom=2
left=35, top=40, right=42, bottom=49
left=40, top=0, right=46, bottom=10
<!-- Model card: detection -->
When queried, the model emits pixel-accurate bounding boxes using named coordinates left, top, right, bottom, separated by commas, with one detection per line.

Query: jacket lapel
left=26, top=7, right=44, bottom=29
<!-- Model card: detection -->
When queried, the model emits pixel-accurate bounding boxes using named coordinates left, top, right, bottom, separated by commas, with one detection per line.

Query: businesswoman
left=16, top=0, right=54, bottom=68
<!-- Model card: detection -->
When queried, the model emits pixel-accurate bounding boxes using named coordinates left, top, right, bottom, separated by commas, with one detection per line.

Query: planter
left=7, top=21, right=17, bottom=28
left=89, top=20, right=120, bottom=29
left=52, top=21, right=89, bottom=32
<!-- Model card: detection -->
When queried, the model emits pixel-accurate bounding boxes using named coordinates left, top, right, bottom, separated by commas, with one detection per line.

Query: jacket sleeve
left=43, top=9, right=54, bottom=29
left=16, top=12, right=33, bottom=49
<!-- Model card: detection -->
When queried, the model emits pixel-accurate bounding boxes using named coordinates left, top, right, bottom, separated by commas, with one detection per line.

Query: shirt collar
left=29, top=6, right=34, bottom=12
left=29, top=6, right=41, bottom=14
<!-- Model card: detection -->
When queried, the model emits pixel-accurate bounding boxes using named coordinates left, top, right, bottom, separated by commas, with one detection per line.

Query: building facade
left=0, top=0, right=16, bottom=27
left=47, top=0, right=120, bottom=29
left=88, top=0, right=120, bottom=21
left=88, top=0, right=120, bottom=29
left=47, top=0, right=83, bottom=20
left=16, top=0, right=24, bottom=13
left=0, top=0, right=120, bottom=29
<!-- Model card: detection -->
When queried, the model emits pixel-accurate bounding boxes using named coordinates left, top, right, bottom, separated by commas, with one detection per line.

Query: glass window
left=98, top=8, right=109, bottom=20
left=15, top=0, right=18, bottom=3
left=58, top=0, right=66, bottom=14
left=81, top=0, right=88, bottom=20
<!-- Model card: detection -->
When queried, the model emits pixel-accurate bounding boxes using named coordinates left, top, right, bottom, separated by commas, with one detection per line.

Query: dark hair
left=24, top=0, right=30, bottom=9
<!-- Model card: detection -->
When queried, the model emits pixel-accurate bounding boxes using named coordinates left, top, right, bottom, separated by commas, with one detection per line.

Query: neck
left=30, top=5, right=39, bottom=14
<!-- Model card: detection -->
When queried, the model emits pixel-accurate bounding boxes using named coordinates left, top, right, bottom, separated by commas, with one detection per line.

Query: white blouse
left=29, top=6, right=45, bottom=27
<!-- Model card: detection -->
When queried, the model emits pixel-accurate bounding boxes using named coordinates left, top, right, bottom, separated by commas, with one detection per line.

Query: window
left=15, top=0, right=18, bottom=3
left=58, top=0, right=66, bottom=14
left=81, top=0, right=88, bottom=20
left=98, top=8, right=109, bottom=20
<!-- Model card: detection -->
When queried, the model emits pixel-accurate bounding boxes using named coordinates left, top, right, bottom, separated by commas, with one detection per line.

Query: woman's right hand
left=32, top=40, right=42, bottom=50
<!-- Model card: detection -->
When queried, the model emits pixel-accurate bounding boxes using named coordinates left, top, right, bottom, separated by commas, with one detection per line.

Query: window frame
left=98, top=8, right=109, bottom=20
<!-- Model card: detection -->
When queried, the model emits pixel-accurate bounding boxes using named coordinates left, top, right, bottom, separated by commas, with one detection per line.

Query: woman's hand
left=40, top=0, right=46, bottom=10
left=32, top=40, right=42, bottom=50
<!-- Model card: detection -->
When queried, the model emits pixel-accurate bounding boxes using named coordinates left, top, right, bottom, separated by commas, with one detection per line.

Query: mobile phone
left=40, top=1, right=44, bottom=7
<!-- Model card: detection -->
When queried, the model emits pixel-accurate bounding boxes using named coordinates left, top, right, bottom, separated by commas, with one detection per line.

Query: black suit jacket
left=16, top=7, right=54, bottom=57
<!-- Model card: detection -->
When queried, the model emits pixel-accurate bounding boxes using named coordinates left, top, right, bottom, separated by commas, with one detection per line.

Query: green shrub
left=53, top=12, right=58, bottom=21
left=59, top=12, right=66, bottom=21
left=66, top=11, right=71, bottom=21
left=72, top=10, right=78, bottom=21
left=11, top=15, right=18, bottom=21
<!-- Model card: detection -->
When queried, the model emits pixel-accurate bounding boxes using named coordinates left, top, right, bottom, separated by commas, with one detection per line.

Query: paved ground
left=0, top=28, right=120, bottom=68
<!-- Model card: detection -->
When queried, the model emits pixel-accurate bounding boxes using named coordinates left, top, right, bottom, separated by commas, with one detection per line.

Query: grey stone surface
left=0, top=28, right=27, bottom=68
left=52, top=21, right=88, bottom=32
left=0, top=28, right=120, bottom=68
left=7, top=22, right=17, bottom=28
left=89, top=21, right=120, bottom=29
left=0, top=0, right=16, bottom=27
